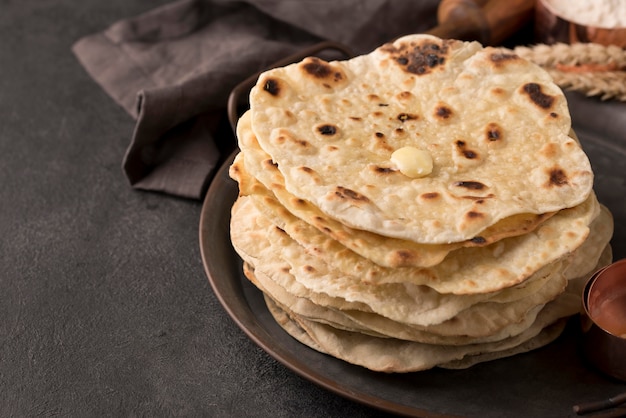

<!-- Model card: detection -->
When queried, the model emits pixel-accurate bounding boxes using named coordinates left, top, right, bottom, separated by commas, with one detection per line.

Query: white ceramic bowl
left=536, top=0, right=626, bottom=47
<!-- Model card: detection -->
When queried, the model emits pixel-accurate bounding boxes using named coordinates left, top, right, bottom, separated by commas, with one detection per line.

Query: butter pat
left=391, top=147, right=433, bottom=178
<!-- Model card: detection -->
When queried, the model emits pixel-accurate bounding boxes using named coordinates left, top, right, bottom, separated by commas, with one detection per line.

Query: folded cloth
left=72, top=0, right=438, bottom=199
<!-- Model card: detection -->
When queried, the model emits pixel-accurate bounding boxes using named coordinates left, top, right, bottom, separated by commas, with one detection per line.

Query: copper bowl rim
left=582, top=258, right=626, bottom=338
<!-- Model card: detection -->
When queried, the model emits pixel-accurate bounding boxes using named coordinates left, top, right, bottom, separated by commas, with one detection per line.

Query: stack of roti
left=228, top=34, right=614, bottom=372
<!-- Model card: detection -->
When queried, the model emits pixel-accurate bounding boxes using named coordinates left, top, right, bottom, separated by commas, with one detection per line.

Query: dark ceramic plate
left=199, top=92, right=626, bottom=417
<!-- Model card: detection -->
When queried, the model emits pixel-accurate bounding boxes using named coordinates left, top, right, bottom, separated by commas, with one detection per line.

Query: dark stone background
left=1, top=1, right=625, bottom=417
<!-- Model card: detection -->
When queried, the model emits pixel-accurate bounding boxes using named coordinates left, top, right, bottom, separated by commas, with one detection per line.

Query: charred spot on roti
left=455, top=140, right=479, bottom=159
left=466, top=210, right=485, bottom=219
left=420, top=192, right=441, bottom=201
left=393, top=128, right=407, bottom=138
left=461, top=194, right=493, bottom=200
left=289, top=197, right=305, bottom=208
left=489, top=52, right=520, bottom=68
left=396, top=91, right=414, bottom=101
left=373, top=132, right=393, bottom=151
left=317, top=124, right=338, bottom=136
left=334, top=186, right=370, bottom=203
left=434, top=104, right=453, bottom=120
left=293, top=138, right=311, bottom=148
left=547, top=166, right=569, bottom=187
left=389, top=249, right=417, bottom=267
left=303, top=265, right=316, bottom=273
left=397, top=113, right=419, bottom=122
left=462, top=150, right=477, bottom=159
left=454, top=181, right=487, bottom=190
left=302, top=58, right=331, bottom=78
left=274, top=129, right=316, bottom=153
left=485, top=123, right=503, bottom=142
left=522, top=83, right=555, bottom=109
left=311, top=216, right=334, bottom=235
left=382, top=39, right=451, bottom=75
left=274, top=226, right=288, bottom=235
left=300, top=57, right=346, bottom=85
left=470, top=236, right=487, bottom=244
left=263, top=158, right=278, bottom=169
left=262, top=77, right=282, bottom=96
left=349, top=116, right=362, bottom=121
left=396, top=57, right=408, bottom=65
left=297, top=166, right=323, bottom=184
left=370, top=165, right=396, bottom=174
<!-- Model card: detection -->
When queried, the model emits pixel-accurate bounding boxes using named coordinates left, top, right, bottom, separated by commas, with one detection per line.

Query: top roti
left=248, top=34, right=593, bottom=244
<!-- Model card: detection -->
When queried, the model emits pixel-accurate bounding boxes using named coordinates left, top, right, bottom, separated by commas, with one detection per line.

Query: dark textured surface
left=2, top=1, right=626, bottom=417
left=0, top=1, right=395, bottom=416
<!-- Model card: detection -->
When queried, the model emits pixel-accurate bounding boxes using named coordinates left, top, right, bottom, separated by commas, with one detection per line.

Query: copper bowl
left=536, top=0, right=626, bottom=47
left=581, top=258, right=626, bottom=381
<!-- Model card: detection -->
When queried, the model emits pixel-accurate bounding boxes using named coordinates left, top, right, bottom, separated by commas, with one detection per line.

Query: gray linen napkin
left=72, top=0, right=438, bottom=199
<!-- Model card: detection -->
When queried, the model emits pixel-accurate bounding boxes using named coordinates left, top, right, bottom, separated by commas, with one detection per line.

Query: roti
left=247, top=34, right=593, bottom=244
left=245, top=262, right=554, bottom=345
left=231, top=192, right=600, bottom=296
left=230, top=197, right=610, bottom=328
left=227, top=32, right=613, bottom=372
left=232, top=112, right=559, bottom=268
left=264, top=295, right=571, bottom=373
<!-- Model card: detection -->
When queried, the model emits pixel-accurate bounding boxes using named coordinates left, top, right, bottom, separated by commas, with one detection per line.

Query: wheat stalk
left=514, top=43, right=626, bottom=101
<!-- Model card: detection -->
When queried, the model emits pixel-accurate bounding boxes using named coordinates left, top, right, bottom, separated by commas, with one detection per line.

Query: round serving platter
left=199, top=92, right=626, bottom=417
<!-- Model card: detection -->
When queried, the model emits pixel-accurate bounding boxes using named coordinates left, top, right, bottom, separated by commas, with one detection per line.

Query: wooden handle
left=428, top=0, right=535, bottom=45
